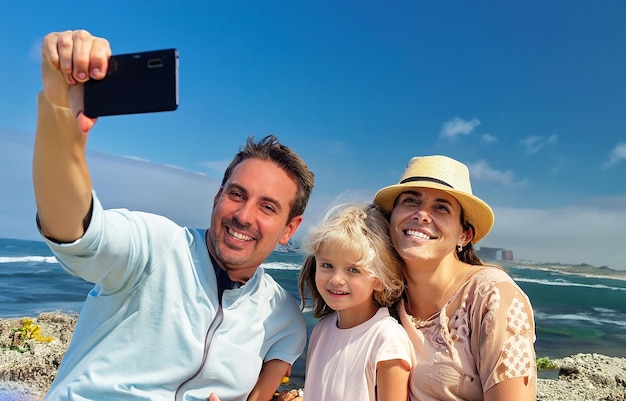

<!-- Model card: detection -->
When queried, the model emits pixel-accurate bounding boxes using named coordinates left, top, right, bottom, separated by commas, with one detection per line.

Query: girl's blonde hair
left=298, top=203, right=405, bottom=319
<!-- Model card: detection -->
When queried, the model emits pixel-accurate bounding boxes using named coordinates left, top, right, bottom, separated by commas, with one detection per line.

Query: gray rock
left=1, top=313, right=625, bottom=400
left=537, top=353, right=626, bottom=401
left=0, top=312, right=77, bottom=400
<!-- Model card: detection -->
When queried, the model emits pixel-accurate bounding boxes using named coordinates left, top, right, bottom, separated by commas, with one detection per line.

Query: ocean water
left=2, top=237, right=626, bottom=386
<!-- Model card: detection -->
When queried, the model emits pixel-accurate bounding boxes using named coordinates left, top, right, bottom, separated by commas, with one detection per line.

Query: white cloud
left=439, top=117, right=481, bottom=140
left=547, top=134, right=558, bottom=145
left=88, top=150, right=219, bottom=229
left=29, top=39, right=42, bottom=61
left=2, top=128, right=625, bottom=271
left=326, top=140, right=348, bottom=154
left=521, top=136, right=542, bottom=154
left=122, top=155, right=150, bottom=163
left=481, top=133, right=497, bottom=144
left=199, top=160, right=231, bottom=179
left=0, top=128, right=219, bottom=240
left=548, top=155, right=569, bottom=177
left=603, top=143, right=626, bottom=168
left=521, top=135, right=558, bottom=155
left=467, top=160, right=526, bottom=186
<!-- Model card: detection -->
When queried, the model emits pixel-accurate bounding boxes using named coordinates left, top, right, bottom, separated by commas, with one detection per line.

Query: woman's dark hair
left=457, top=210, right=484, bottom=265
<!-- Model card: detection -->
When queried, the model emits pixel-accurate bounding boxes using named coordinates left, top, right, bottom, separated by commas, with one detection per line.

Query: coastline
left=1, top=313, right=625, bottom=401
left=504, top=260, right=626, bottom=281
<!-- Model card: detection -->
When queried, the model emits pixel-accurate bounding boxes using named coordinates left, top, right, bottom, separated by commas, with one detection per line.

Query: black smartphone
left=83, top=48, right=179, bottom=118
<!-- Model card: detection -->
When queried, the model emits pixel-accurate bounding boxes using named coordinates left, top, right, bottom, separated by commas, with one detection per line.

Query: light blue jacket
left=42, top=194, right=306, bottom=401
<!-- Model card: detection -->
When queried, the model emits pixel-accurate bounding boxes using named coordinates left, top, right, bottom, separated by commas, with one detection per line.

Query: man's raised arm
left=33, top=30, right=111, bottom=242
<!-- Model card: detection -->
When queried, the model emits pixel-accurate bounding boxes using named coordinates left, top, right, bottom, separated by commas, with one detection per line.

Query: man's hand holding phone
left=41, top=30, right=111, bottom=133
left=41, top=30, right=178, bottom=134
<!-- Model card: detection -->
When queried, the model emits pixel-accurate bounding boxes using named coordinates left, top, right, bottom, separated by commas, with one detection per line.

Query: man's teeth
left=228, top=229, right=253, bottom=241
left=406, top=230, right=431, bottom=240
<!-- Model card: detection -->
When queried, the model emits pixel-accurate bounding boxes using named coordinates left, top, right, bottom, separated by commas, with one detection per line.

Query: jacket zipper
left=174, top=305, right=224, bottom=400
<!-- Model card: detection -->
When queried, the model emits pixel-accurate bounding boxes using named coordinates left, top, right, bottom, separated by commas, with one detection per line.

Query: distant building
left=501, top=249, right=514, bottom=260
left=477, top=247, right=514, bottom=261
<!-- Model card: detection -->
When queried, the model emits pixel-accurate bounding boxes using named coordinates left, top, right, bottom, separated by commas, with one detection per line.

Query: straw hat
left=374, top=155, right=494, bottom=244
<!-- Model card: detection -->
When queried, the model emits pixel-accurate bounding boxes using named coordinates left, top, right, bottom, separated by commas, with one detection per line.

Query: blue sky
left=1, top=1, right=625, bottom=269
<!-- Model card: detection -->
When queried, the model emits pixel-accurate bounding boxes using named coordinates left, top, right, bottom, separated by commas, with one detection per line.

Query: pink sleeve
left=470, top=275, right=536, bottom=391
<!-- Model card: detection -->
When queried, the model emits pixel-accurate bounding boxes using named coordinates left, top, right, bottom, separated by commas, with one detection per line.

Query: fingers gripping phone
left=84, top=48, right=179, bottom=118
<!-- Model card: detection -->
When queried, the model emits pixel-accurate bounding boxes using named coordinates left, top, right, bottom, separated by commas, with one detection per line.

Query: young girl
left=298, top=203, right=412, bottom=401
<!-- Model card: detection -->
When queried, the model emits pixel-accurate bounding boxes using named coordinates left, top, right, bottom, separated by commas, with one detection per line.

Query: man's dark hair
left=221, top=135, right=315, bottom=220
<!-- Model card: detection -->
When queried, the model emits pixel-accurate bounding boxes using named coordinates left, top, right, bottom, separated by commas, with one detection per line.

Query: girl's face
left=314, top=242, right=382, bottom=329
left=389, top=187, right=468, bottom=264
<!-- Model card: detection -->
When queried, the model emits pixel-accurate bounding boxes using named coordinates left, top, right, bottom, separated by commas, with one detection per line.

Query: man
left=33, top=30, right=314, bottom=401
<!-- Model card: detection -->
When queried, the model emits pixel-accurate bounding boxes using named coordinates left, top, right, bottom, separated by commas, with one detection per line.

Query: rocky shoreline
left=1, top=312, right=625, bottom=400
left=0, top=312, right=77, bottom=400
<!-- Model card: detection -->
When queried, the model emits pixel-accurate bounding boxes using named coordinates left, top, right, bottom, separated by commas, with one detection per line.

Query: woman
left=374, top=155, right=536, bottom=401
